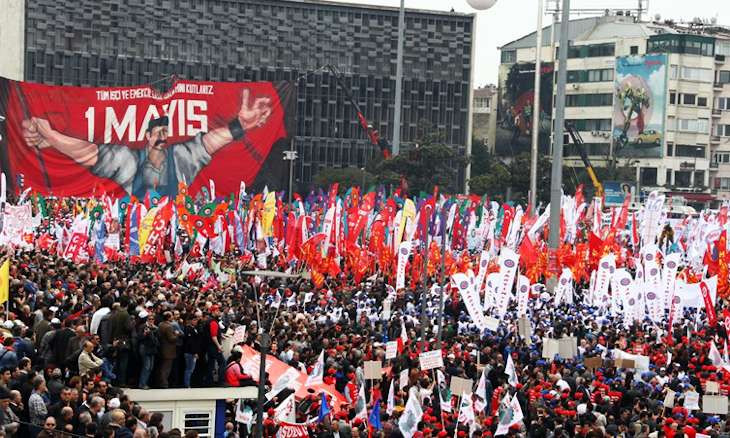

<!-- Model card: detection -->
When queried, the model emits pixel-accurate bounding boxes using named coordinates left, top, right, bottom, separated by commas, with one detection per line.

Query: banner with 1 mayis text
left=0, top=77, right=295, bottom=198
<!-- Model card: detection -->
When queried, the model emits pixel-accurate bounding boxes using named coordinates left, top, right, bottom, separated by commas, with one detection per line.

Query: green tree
left=369, top=125, right=467, bottom=194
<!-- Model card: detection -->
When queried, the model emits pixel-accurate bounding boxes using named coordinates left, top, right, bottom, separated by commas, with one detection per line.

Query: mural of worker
left=21, top=89, right=272, bottom=198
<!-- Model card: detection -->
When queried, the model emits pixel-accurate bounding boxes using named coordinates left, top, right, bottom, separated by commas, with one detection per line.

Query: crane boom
left=565, top=122, right=603, bottom=198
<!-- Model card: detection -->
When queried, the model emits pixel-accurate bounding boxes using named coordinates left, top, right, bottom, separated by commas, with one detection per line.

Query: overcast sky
left=330, top=0, right=730, bottom=86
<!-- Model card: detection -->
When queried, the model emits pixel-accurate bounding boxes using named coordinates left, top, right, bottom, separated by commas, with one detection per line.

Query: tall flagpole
left=529, top=0, right=544, bottom=208
left=547, top=0, right=570, bottom=285
left=392, top=0, right=405, bottom=156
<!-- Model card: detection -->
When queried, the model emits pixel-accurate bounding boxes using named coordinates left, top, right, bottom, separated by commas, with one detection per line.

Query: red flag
left=700, top=281, right=717, bottom=327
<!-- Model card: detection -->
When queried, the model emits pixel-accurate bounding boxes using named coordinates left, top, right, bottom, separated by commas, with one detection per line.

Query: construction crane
left=326, top=65, right=392, bottom=159
left=565, top=122, right=603, bottom=198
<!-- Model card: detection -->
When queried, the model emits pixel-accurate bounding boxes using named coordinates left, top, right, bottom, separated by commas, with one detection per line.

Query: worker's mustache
left=154, top=139, right=166, bottom=147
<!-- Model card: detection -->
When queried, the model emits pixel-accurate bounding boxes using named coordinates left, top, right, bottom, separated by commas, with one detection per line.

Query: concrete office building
left=498, top=12, right=730, bottom=208
left=0, top=0, right=475, bottom=189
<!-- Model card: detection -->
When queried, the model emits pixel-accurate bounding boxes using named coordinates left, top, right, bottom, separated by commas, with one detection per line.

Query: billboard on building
left=0, top=77, right=295, bottom=198
left=604, top=181, right=635, bottom=207
left=612, top=54, right=668, bottom=158
left=495, top=62, right=554, bottom=156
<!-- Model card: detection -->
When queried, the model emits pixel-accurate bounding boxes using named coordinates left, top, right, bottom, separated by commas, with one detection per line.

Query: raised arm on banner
left=21, top=118, right=99, bottom=167
left=201, top=88, right=272, bottom=156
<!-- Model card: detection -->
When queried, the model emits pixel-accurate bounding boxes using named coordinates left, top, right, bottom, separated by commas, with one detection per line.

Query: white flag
left=436, top=370, right=452, bottom=413
left=457, top=393, right=475, bottom=427
left=274, top=393, right=296, bottom=423
left=474, top=367, right=488, bottom=412
left=400, top=318, right=409, bottom=345
left=387, top=379, right=395, bottom=415
left=398, top=388, right=423, bottom=438
left=495, top=393, right=524, bottom=436
left=709, top=341, right=724, bottom=367
left=354, top=381, right=367, bottom=420
left=506, top=354, right=518, bottom=387
left=305, top=350, right=324, bottom=386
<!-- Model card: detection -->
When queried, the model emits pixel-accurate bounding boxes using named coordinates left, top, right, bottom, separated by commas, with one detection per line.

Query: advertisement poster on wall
left=495, top=62, right=554, bottom=156
left=612, top=54, right=668, bottom=158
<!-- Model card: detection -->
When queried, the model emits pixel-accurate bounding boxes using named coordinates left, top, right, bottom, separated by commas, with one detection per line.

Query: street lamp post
left=283, top=149, right=298, bottom=204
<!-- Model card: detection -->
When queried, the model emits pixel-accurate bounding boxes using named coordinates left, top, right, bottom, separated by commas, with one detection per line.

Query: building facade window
left=501, top=50, right=516, bottom=63
left=715, top=177, right=730, bottom=191
left=565, top=93, right=612, bottom=107
left=567, top=43, right=615, bottom=58
left=674, top=171, right=692, bottom=187
left=566, top=68, right=613, bottom=83
left=716, top=97, right=730, bottom=110
left=670, top=65, right=714, bottom=82
left=668, top=118, right=709, bottom=134
left=717, top=41, right=730, bottom=57
left=675, top=145, right=705, bottom=157
left=640, top=167, right=658, bottom=186
left=718, top=71, right=730, bottom=84
left=565, top=119, right=612, bottom=131
left=715, top=124, right=730, bottom=137
left=648, top=34, right=714, bottom=56
left=712, top=152, right=730, bottom=164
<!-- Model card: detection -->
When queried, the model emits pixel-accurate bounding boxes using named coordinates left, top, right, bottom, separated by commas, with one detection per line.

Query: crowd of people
left=0, top=189, right=727, bottom=438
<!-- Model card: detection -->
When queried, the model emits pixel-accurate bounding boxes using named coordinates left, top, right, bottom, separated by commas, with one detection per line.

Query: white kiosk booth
left=125, top=387, right=257, bottom=437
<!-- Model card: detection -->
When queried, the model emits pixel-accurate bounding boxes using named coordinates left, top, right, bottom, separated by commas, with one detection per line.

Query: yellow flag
left=396, top=199, right=416, bottom=248
left=0, top=260, right=9, bottom=305
left=138, top=207, right=158, bottom=250
left=261, top=191, right=277, bottom=237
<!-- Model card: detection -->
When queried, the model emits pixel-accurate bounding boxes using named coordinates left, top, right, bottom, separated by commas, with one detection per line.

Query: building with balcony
left=498, top=12, right=730, bottom=208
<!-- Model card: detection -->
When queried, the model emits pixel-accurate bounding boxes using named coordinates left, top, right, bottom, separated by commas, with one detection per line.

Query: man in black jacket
left=183, top=313, right=203, bottom=388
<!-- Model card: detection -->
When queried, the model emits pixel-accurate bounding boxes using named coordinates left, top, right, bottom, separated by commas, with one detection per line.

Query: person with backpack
left=224, top=349, right=253, bottom=387
left=137, top=311, right=158, bottom=390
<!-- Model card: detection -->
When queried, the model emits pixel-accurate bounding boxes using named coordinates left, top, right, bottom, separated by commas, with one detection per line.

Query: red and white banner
left=276, top=422, right=309, bottom=438
left=0, top=77, right=294, bottom=197
left=63, top=232, right=89, bottom=262
left=700, top=280, right=718, bottom=327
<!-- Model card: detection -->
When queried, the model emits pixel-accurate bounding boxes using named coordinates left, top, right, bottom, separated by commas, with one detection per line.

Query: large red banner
left=0, top=77, right=294, bottom=198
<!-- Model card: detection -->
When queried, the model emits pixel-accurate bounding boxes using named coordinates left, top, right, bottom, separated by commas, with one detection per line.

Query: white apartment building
left=498, top=13, right=730, bottom=208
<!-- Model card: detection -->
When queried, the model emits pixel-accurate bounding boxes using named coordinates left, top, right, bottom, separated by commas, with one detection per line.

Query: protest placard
left=385, top=341, right=398, bottom=360
left=684, top=391, right=700, bottom=410
left=702, top=395, right=728, bottom=414
left=584, top=357, right=603, bottom=370
left=399, top=369, right=409, bottom=389
left=419, top=350, right=444, bottom=370
left=558, top=337, right=577, bottom=359
left=705, top=381, right=720, bottom=394
left=541, top=338, right=559, bottom=359
left=518, top=317, right=531, bottom=340
left=364, top=361, right=383, bottom=380
left=484, top=316, right=499, bottom=331
left=663, top=391, right=675, bottom=408
left=450, top=377, right=473, bottom=396
left=233, top=325, right=247, bottom=344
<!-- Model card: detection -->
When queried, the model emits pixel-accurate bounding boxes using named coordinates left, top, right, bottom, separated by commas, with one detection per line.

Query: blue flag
left=318, top=392, right=330, bottom=423
left=369, top=398, right=382, bottom=430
